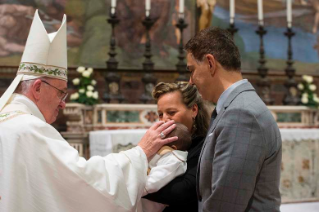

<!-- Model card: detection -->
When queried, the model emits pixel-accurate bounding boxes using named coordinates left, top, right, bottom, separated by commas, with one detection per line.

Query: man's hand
left=138, top=120, right=177, bottom=159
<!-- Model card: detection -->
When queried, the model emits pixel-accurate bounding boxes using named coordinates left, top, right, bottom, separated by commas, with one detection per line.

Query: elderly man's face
left=38, top=78, right=67, bottom=124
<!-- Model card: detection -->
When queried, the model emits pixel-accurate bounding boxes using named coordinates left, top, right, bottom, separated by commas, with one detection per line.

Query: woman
left=144, top=81, right=210, bottom=212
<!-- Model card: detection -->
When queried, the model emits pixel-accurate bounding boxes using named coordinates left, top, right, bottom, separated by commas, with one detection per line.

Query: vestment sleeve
left=30, top=120, right=148, bottom=211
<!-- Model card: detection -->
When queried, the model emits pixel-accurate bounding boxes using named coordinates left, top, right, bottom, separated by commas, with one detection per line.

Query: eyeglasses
left=41, top=80, right=68, bottom=102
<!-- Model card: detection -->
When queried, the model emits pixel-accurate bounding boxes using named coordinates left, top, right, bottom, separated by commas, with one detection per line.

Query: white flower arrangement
left=298, top=75, right=319, bottom=108
left=70, top=66, right=99, bottom=105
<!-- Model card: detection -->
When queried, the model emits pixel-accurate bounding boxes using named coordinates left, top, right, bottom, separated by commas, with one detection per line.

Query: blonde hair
left=153, top=81, right=209, bottom=137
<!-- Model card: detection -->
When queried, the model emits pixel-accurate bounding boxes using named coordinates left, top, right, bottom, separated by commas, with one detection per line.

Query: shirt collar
left=216, top=79, right=248, bottom=114
left=9, top=94, right=46, bottom=122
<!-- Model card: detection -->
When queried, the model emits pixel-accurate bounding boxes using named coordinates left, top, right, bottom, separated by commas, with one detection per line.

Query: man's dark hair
left=185, top=27, right=241, bottom=71
left=166, top=123, right=192, bottom=151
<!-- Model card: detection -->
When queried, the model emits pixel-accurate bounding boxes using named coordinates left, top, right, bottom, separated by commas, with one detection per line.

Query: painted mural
left=210, top=0, right=319, bottom=75
left=1, top=0, right=319, bottom=74
left=0, top=0, right=196, bottom=69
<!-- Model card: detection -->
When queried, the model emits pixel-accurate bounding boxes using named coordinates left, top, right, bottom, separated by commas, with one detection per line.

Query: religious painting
left=0, top=0, right=196, bottom=70
left=0, top=0, right=84, bottom=67
left=206, top=0, right=319, bottom=75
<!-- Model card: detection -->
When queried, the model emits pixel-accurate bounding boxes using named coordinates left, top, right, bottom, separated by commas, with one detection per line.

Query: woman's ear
left=192, top=103, right=198, bottom=118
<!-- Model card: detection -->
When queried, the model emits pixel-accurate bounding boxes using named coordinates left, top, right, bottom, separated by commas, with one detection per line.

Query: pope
left=0, top=10, right=177, bottom=212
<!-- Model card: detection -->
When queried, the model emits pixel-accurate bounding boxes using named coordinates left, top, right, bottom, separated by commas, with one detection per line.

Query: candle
left=111, top=0, right=116, bottom=7
left=179, top=0, right=184, bottom=14
left=230, top=0, right=235, bottom=24
left=287, top=0, right=292, bottom=28
left=146, top=0, right=151, bottom=10
left=111, top=0, right=116, bottom=15
left=257, top=0, right=263, bottom=26
left=146, top=0, right=150, bottom=17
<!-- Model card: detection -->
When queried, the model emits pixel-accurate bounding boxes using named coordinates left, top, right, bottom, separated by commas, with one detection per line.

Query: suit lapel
left=205, top=82, right=256, bottom=137
left=198, top=81, right=256, bottom=164
left=196, top=108, right=225, bottom=169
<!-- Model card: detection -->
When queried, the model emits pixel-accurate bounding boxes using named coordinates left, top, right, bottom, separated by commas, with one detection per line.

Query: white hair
left=15, top=77, right=51, bottom=95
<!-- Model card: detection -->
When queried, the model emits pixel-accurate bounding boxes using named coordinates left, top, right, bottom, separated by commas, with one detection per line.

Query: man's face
left=186, top=53, right=214, bottom=102
left=38, top=79, right=67, bottom=124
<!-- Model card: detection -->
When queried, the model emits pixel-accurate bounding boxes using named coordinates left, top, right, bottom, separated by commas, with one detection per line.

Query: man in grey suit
left=185, top=28, right=282, bottom=211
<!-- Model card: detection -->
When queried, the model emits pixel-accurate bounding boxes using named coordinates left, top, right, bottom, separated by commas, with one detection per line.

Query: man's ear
left=205, top=54, right=216, bottom=76
left=171, top=145, right=177, bottom=150
left=31, top=79, right=42, bottom=101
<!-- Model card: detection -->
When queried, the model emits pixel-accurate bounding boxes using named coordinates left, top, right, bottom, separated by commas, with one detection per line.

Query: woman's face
left=157, top=91, right=198, bottom=133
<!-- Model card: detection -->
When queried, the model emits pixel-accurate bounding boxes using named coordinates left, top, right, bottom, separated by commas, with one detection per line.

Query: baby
left=138, top=122, right=192, bottom=212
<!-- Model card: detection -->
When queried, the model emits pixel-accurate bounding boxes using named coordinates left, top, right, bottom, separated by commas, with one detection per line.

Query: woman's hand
left=138, top=120, right=177, bottom=159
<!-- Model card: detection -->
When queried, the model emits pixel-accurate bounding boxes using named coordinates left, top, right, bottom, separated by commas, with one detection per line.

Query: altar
left=89, top=128, right=319, bottom=204
left=90, top=129, right=147, bottom=156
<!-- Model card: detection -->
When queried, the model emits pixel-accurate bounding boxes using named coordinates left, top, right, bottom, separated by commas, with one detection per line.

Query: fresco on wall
left=0, top=0, right=196, bottom=70
left=0, top=0, right=84, bottom=67
left=208, top=0, right=319, bottom=75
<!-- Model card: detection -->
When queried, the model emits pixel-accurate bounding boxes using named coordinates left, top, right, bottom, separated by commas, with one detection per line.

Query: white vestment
left=0, top=94, right=148, bottom=212
left=138, top=148, right=187, bottom=212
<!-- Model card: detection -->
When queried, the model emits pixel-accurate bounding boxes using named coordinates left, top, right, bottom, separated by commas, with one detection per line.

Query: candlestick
left=106, top=9, right=119, bottom=71
left=140, top=73, right=157, bottom=103
left=287, top=0, right=292, bottom=28
left=227, top=23, right=238, bottom=39
left=255, top=25, right=274, bottom=105
left=257, top=0, right=263, bottom=26
left=142, top=16, right=155, bottom=70
left=230, top=0, right=235, bottom=24
left=140, top=16, right=156, bottom=103
left=104, top=8, right=124, bottom=103
left=179, top=0, right=184, bottom=13
left=283, top=27, right=299, bottom=105
left=175, top=17, right=189, bottom=81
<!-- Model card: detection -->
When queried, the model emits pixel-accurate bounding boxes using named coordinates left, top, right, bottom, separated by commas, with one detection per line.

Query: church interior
left=1, top=0, right=319, bottom=211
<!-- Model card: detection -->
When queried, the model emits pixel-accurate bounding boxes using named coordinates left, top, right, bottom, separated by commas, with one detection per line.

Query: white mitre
left=0, top=9, right=67, bottom=111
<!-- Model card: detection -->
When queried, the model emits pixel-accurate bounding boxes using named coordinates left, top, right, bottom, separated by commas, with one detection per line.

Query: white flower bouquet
left=298, top=75, right=319, bottom=108
left=70, top=66, right=99, bottom=105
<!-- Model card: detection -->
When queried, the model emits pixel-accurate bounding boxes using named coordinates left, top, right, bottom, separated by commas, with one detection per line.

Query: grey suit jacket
left=197, top=82, right=282, bottom=212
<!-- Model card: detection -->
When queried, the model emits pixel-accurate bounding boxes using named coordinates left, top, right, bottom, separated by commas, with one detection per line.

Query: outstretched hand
left=138, top=120, right=178, bottom=159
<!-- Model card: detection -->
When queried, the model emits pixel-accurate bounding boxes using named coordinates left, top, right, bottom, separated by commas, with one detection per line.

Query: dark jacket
left=144, top=135, right=204, bottom=212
